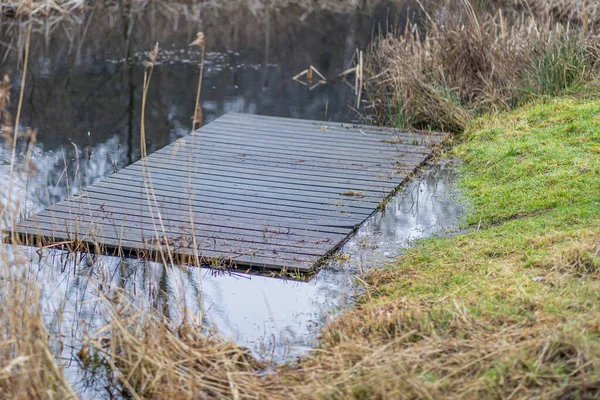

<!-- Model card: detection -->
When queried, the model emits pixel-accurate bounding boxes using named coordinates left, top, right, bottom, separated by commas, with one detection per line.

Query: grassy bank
left=302, top=88, right=600, bottom=398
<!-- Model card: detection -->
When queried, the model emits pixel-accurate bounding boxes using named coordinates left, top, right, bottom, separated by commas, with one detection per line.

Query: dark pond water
left=0, top=2, right=464, bottom=398
left=0, top=0, right=422, bottom=212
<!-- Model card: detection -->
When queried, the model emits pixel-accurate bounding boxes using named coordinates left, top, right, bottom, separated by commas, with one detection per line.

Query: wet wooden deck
left=8, top=113, right=444, bottom=274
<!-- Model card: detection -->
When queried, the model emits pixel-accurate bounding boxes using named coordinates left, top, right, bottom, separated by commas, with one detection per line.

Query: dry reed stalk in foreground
left=4, top=24, right=30, bottom=229
left=187, top=32, right=205, bottom=313
left=139, top=43, right=177, bottom=268
left=0, top=21, right=74, bottom=397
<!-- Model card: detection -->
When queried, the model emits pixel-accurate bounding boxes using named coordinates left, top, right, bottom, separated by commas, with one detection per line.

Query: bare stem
left=192, top=44, right=206, bottom=132
left=5, top=24, right=31, bottom=229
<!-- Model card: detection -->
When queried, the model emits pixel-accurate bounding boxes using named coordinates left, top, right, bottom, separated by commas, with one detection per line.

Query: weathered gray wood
left=42, top=204, right=350, bottom=245
left=54, top=197, right=353, bottom=234
left=135, top=152, right=411, bottom=182
left=96, top=174, right=383, bottom=211
left=124, top=155, right=402, bottom=190
left=18, top=217, right=329, bottom=258
left=121, top=161, right=397, bottom=194
left=7, top=113, right=441, bottom=274
left=219, top=113, right=445, bottom=141
left=150, top=142, right=417, bottom=174
left=186, top=131, right=432, bottom=158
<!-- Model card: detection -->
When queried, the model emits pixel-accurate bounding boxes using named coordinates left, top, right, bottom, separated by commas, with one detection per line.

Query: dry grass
left=543, top=236, right=600, bottom=276
left=0, top=0, right=84, bottom=18
left=81, top=293, right=270, bottom=399
left=365, top=0, right=600, bottom=132
left=1, top=69, right=73, bottom=398
left=0, top=25, right=74, bottom=398
left=513, top=0, right=600, bottom=30
left=0, top=260, right=77, bottom=400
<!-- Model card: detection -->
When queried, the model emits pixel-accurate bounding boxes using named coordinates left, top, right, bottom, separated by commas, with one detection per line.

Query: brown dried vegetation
left=365, top=0, right=600, bottom=132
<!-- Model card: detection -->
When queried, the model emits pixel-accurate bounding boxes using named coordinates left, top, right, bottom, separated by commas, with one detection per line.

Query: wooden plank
left=53, top=197, right=353, bottom=234
left=40, top=206, right=348, bottom=248
left=104, top=167, right=394, bottom=202
left=188, top=128, right=430, bottom=156
left=165, top=137, right=426, bottom=165
left=119, top=162, right=398, bottom=196
left=218, top=113, right=445, bottom=141
left=82, top=183, right=368, bottom=223
left=128, top=152, right=402, bottom=188
left=179, top=138, right=421, bottom=163
left=46, top=199, right=353, bottom=238
left=99, top=173, right=383, bottom=210
left=18, top=217, right=329, bottom=259
left=7, top=113, right=439, bottom=274
left=54, top=195, right=359, bottom=231
left=194, top=127, right=437, bottom=153
left=140, top=151, right=411, bottom=180
left=11, top=226, right=317, bottom=272
left=154, top=139, right=418, bottom=173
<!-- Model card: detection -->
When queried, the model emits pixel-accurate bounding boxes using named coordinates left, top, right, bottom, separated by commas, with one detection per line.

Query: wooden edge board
left=24, top=210, right=347, bottom=252
left=217, top=113, right=447, bottom=140
left=6, top=228, right=321, bottom=274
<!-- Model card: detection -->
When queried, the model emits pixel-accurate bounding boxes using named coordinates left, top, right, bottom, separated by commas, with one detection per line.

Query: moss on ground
left=293, top=88, right=600, bottom=399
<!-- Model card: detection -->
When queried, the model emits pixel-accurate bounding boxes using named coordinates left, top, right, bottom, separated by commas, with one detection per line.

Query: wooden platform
left=7, top=113, right=444, bottom=274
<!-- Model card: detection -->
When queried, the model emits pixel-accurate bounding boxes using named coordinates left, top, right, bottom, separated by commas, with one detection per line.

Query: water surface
left=1, top=0, right=419, bottom=211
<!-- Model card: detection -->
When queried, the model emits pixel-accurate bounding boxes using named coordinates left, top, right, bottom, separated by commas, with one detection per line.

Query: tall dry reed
left=0, top=260, right=77, bottom=399
left=365, top=0, right=600, bottom=132
left=190, top=32, right=206, bottom=131
left=0, top=28, right=74, bottom=398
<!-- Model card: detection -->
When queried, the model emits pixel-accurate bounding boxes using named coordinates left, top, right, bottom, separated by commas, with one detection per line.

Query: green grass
left=458, top=90, right=600, bottom=226
left=524, top=39, right=592, bottom=97
left=305, top=88, right=600, bottom=399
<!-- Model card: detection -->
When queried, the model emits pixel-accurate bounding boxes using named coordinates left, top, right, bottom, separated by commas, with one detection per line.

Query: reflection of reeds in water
left=1, top=0, right=84, bottom=18
left=5, top=24, right=30, bottom=229
left=0, top=0, right=391, bottom=157
left=2, top=0, right=375, bottom=20
left=139, top=42, right=178, bottom=269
